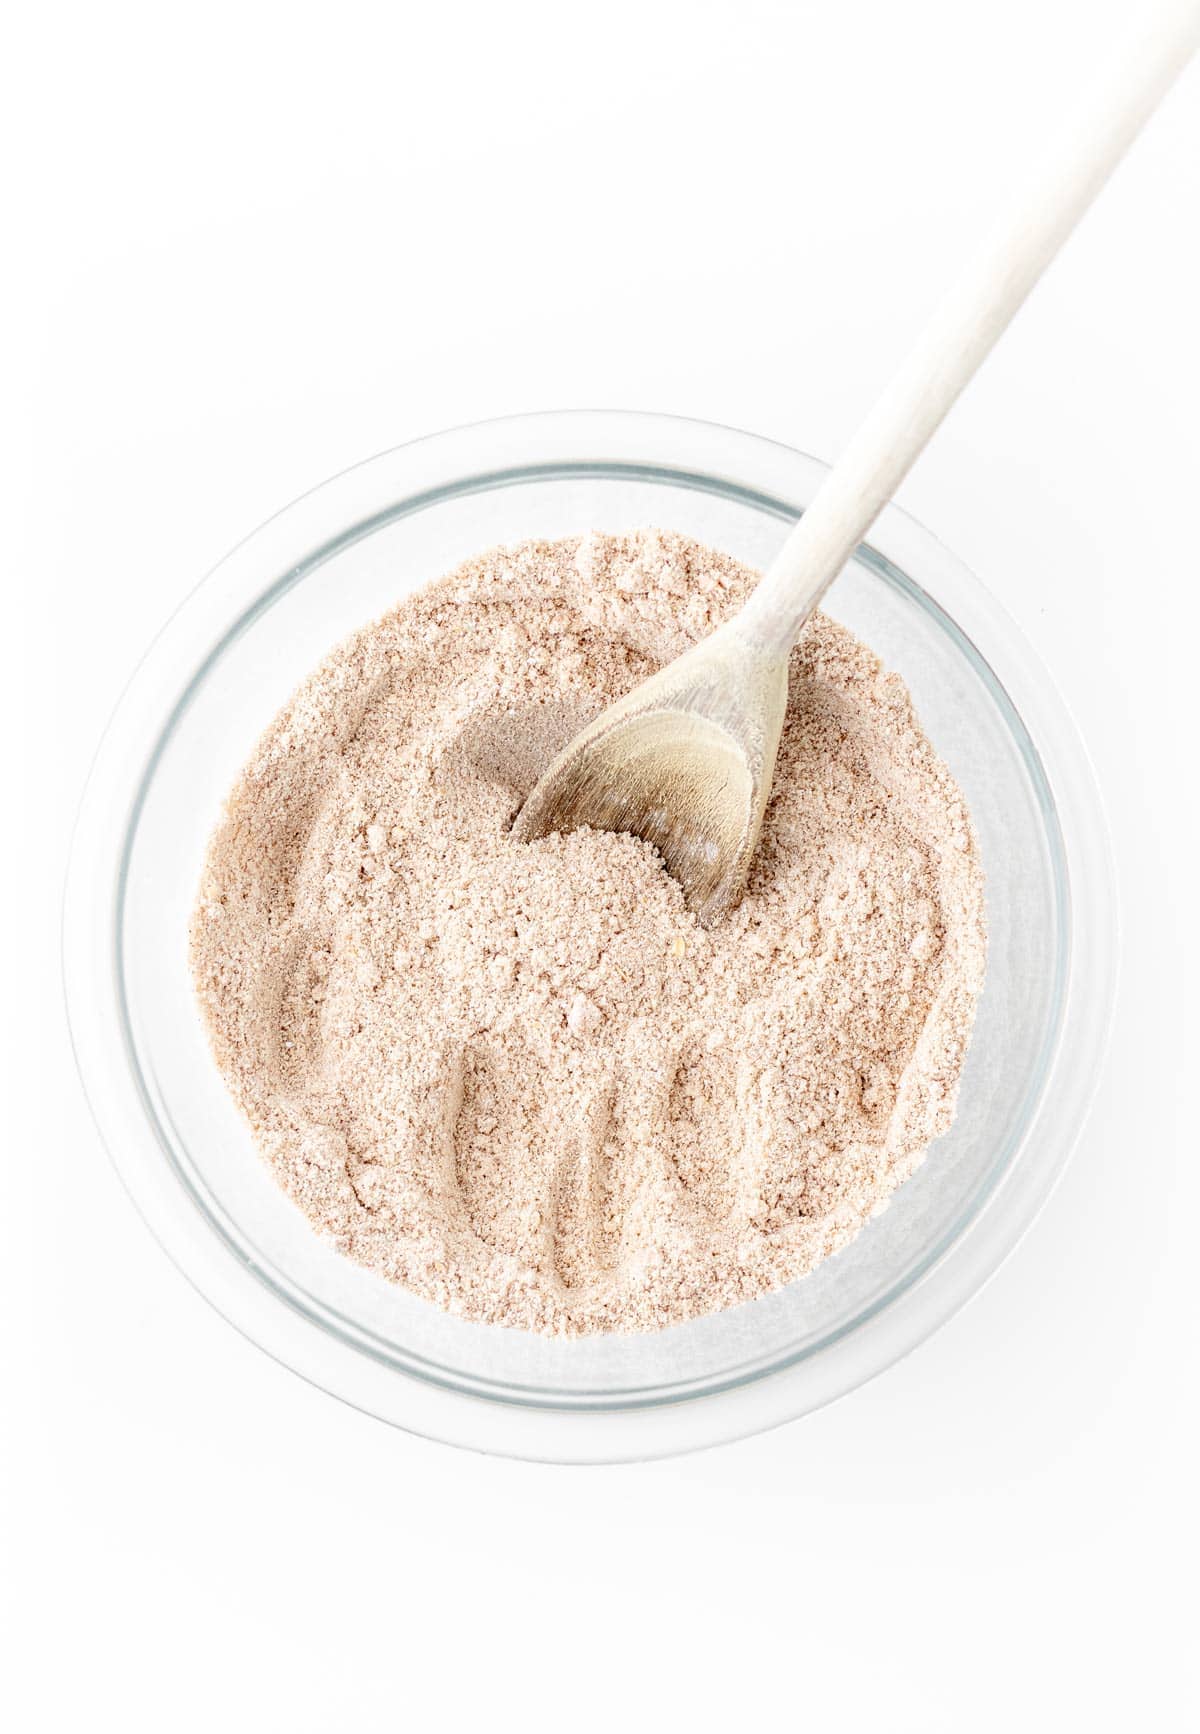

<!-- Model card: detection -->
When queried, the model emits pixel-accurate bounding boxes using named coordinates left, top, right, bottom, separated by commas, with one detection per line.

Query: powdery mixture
left=192, top=530, right=986, bottom=1336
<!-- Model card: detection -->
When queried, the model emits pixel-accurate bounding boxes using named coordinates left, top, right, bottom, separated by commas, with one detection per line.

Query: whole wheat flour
left=191, top=530, right=986, bottom=1335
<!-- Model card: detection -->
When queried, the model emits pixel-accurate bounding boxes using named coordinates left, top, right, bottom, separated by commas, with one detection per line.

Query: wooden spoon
left=514, top=0, right=1198, bottom=924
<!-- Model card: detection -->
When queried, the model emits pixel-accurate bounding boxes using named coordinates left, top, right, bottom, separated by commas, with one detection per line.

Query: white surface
left=750, top=0, right=1200, bottom=655
left=4, top=0, right=1197, bottom=1727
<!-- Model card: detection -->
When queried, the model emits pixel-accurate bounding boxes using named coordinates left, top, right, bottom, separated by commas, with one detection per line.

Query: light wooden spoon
left=514, top=0, right=1199, bottom=924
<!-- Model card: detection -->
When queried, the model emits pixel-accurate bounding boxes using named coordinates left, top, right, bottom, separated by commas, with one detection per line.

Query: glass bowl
left=63, top=411, right=1115, bottom=1462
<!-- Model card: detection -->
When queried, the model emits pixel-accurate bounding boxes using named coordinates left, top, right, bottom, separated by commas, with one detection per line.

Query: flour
left=191, top=530, right=986, bottom=1335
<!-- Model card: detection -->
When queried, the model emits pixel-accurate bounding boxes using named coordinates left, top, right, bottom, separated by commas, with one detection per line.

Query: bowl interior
left=119, top=459, right=1065, bottom=1408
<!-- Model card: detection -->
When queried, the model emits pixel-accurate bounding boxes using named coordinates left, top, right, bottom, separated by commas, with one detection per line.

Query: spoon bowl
left=512, top=628, right=788, bottom=924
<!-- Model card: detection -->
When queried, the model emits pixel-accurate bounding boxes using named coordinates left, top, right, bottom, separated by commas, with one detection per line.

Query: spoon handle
left=737, top=0, right=1200, bottom=661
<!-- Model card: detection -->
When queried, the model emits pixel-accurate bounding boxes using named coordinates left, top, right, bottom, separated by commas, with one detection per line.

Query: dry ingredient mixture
left=192, top=530, right=986, bottom=1335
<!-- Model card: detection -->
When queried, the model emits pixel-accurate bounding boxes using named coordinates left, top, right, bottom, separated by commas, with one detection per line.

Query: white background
left=5, top=1, right=1198, bottom=1727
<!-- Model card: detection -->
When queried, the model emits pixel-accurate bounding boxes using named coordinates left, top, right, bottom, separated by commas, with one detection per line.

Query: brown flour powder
left=191, top=530, right=986, bottom=1335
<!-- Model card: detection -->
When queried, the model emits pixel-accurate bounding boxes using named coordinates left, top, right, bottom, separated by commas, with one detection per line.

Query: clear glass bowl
left=63, top=411, right=1115, bottom=1461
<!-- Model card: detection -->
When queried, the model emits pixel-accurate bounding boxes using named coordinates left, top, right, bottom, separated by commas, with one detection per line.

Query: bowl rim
left=62, top=409, right=1118, bottom=1462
